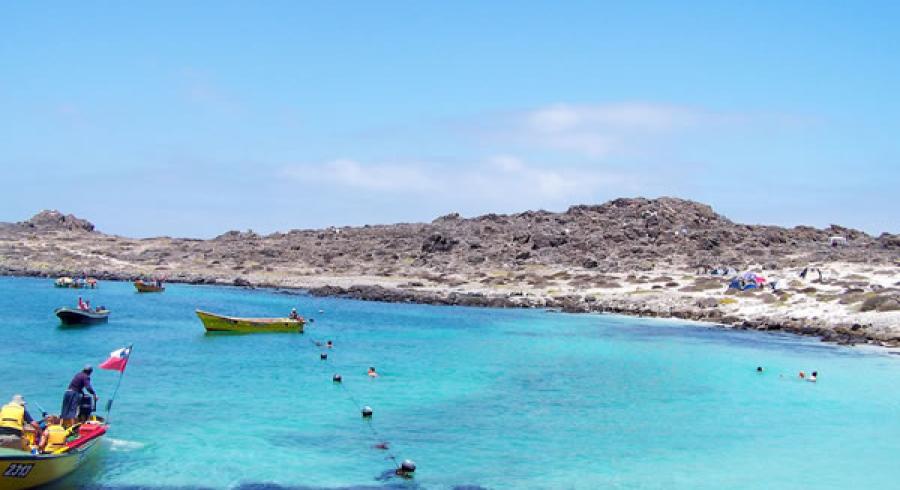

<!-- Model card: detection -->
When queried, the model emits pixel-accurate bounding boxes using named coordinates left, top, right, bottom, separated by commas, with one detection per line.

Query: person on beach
left=368, top=367, right=378, bottom=378
left=61, top=366, right=98, bottom=427
left=0, top=395, right=41, bottom=450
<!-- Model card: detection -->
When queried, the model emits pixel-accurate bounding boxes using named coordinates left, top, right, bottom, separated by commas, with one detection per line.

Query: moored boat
left=55, top=308, right=109, bottom=325
left=53, top=277, right=97, bottom=289
left=53, top=277, right=73, bottom=288
left=134, top=280, right=164, bottom=293
left=196, top=309, right=304, bottom=333
left=0, top=419, right=108, bottom=490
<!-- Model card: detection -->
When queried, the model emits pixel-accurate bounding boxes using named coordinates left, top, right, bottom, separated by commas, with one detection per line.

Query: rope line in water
left=306, top=334, right=405, bottom=469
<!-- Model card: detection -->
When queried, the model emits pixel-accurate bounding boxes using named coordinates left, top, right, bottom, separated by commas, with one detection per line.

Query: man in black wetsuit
left=61, top=366, right=99, bottom=426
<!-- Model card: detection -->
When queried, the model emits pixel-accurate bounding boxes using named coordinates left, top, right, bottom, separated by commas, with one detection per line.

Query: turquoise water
left=1, top=276, right=899, bottom=489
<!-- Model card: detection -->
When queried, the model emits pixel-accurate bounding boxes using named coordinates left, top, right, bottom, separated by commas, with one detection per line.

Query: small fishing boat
left=0, top=419, right=108, bottom=490
left=134, top=280, right=164, bottom=293
left=53, top=277, right=73, bottom=288
left=55, top=308, right=109, bottom=325
left=53, top=277, right=97, bottom=289
left=196, top=309, right=305, bottom=333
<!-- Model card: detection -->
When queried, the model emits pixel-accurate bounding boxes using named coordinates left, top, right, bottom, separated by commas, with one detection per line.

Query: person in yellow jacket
left=0, top=395, right=41, bottom=450
left=39, top=415, right=69, bottom=453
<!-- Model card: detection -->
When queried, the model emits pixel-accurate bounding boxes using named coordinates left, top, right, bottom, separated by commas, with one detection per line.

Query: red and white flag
left=99, top=346, right=132, bottom=372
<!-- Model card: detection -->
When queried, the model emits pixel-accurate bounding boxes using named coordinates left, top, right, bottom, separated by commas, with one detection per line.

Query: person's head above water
left=756, top=366, right=763, bottom=372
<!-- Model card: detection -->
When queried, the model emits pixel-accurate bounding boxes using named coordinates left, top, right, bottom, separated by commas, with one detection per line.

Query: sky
left=2, top=1, right=898, bottom=237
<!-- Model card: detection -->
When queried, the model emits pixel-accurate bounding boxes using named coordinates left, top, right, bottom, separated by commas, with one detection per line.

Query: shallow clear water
left=1, top=276, right=898, bottom=489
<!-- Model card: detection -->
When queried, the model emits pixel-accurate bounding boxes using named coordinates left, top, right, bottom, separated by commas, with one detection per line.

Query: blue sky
left=2, top=1, right=898, bottom=237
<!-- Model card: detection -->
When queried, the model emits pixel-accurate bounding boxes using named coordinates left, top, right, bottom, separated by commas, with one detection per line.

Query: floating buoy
left=320, top=353, right=328, bottom=360
left=361, top=406, right=373, bottom=418
left=397, top=459, right=416, bottom=477
left=332, top=374, right=342, bottom=383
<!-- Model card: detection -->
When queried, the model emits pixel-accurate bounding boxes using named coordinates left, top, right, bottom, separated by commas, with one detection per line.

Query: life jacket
left=44, top=425, right=68, bottom=452
left=0, top=403, right=24, bottom=430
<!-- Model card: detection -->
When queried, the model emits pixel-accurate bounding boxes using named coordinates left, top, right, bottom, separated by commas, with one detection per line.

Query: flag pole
left=105, top=343, right=133, bottom=421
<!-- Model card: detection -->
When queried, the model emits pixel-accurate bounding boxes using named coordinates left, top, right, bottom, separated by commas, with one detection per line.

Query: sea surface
left=1, top=276, right=898, bottom=489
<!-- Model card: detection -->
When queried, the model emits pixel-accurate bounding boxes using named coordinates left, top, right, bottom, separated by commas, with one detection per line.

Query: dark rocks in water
left=233, top=277, right=253, bottom=287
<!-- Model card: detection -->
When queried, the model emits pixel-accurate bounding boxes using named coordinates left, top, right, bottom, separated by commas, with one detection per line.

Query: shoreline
left=5, top=267, right=898, bottom=350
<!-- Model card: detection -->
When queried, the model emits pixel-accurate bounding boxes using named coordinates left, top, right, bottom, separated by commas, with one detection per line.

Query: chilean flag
left=100, top=346, right=132, bottom=372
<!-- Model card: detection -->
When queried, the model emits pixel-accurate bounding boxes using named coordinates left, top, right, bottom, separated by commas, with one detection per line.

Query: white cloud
left=282, top=155, right=636, bottom=209
left=285, top=158, right=438, bottom=191
left=503, top=102, right=723, bottom=158
left=527, top=102, right=698, bottom=133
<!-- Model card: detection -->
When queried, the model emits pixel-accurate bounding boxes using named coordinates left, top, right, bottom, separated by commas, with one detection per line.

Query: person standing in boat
left=61, top=366, right=98, bottom=427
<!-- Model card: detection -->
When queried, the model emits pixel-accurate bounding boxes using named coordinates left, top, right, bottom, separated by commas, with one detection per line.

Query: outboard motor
left=78, top=395, right=96, bottom=421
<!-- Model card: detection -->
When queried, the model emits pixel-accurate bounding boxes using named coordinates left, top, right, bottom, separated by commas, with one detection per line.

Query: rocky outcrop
left=17, top=210, right=95, bottom=232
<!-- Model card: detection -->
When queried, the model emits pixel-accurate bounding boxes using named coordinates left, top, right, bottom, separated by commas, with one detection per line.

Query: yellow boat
left=134, top=280, right=164, bottom=293
left=0, top=420, right=108, bottom=489
left=196, top=309, right=305, bottom=333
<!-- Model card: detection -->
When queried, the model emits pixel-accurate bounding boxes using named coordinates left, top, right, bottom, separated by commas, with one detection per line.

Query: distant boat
left=0, top=418, right=108, bottom=489
left=54, top=277, right=97, bottom=289
left=55, top=307, right=109, bottom=325
left=54, top=277, right=73, bottom=288
left=195, top=309, right=304, bottom=333
left=134, top=280, right=164, bottom=293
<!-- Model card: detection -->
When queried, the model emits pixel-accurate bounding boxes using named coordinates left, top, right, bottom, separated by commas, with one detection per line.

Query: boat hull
left=55, top=308, right=109, bottom=325
left=0, top=430, right=103, bottom=489
left=196, top=310, right=304, bottom=333
left=134, top=281, right=164, bottom=293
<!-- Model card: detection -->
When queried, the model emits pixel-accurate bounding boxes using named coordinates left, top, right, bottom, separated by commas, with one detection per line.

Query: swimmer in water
left=809, top=371, right=817, bottom=382
left=368, top=367, right=378, bottom=378
left=326, top=340, right=333, bottom=349
left=756, top=366, right=763, bottom=373
left=799, top=371, right=805, bottom=379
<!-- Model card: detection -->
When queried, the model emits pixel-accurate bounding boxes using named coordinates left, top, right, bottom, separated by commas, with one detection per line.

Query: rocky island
left=1, top=198, right=898, bottom=346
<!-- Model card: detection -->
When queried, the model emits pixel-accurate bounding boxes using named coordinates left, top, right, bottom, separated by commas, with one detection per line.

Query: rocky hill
left=2, top=197, right=899, bottom=347
left=0, top=198, right=896, bottom=282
